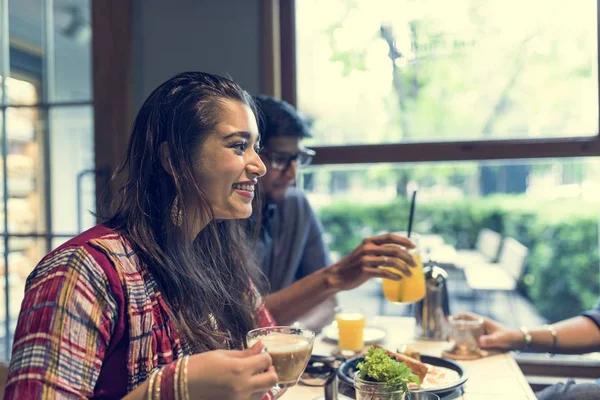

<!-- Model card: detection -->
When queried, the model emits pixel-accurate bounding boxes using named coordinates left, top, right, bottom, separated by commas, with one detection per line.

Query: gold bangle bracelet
left=519, top=326, right=532, bottom=351
left=544, top=324, right=558, bottom=357
left=147, top=369, right=158, bottom=400
left=174, top=358, right=183, bottom=400
left=153, top=369, right=163, bottom=400
left=183, top=356, right=190, bottom=400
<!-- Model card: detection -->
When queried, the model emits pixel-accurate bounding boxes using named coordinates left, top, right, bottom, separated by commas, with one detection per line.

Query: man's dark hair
left=254, top=95, right=312, bottom=146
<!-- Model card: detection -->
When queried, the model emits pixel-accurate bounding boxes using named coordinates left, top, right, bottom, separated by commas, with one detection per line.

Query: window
left=293, top=0, right=600, bottom=331
left=300, top=158, right=600, bottom=325
left=296, top=0, right=598, bottom=145
left=0, top=0, right=94, bottom=360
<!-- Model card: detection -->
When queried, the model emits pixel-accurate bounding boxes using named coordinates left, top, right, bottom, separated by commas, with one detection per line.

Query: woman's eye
left=232, top=142, right=248, bottom=154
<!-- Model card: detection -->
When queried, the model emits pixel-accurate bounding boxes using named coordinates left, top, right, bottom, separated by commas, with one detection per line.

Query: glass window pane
left=296, top=0, right=599, bottom=145
left=51, top=237, right=69, bottom=251
left=8, top=0, right=43, bottom=106
left=0, top=238, right=5, bottom=361
left=1, top=237, right=46, bottom=358
left=4, top=106, right=46, bottom=235
left=301, top=158, right=600, bottom=327
left=50, top=106, right=95, bottom=234
left=53, top=0, right=92, bottom=102
left=0, top=3, right=5, bottom=106
left=0, top=110, right=5, bottom=234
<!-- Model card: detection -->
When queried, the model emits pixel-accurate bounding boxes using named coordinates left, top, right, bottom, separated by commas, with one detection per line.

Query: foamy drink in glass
left=247, top=326, right=315, bottom=388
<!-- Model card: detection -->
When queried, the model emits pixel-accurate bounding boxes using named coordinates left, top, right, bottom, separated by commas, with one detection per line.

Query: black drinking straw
left=407, top=190, right=417, bottom=238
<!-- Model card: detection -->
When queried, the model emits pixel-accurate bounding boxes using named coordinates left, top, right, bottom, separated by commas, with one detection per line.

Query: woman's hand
left=325, top=233, right=417, bottom=292
left=456, top=312, right=524, bottom=351
left=187, top=341, right=278, bottom=400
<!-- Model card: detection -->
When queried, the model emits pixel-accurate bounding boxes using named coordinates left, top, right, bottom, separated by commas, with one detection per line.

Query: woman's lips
left=234, top=189, right=255, bottom=199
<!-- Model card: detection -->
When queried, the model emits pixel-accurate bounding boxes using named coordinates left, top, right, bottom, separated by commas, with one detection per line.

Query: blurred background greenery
left=316, top=195, right=599, bottom=322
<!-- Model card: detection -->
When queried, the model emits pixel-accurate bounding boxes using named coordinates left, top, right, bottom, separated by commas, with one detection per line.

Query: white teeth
left=233, top=184, right=255, bottom=191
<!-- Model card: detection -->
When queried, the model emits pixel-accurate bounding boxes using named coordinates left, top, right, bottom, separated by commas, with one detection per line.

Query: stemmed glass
left=247, top=326, right=315, bottom=398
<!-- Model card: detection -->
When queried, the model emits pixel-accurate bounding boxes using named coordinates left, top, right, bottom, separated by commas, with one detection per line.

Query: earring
left=171, top=195, right=183, bottom=226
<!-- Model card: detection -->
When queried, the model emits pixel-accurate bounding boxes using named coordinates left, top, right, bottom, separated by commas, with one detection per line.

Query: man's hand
left=325, top=233, right=417, bottom=291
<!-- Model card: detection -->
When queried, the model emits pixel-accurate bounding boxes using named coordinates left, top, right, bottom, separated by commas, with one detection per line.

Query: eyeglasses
left=261, top=148, right=316, bottom=172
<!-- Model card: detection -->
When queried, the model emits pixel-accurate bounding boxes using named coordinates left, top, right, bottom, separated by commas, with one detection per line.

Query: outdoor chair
left=464, top=237, right=529, bottom=321
left=454, top=228, right=502, bottom=269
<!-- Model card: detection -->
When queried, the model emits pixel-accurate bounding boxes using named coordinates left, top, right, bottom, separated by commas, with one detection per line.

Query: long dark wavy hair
left=105, top=72, right=264, bottom=351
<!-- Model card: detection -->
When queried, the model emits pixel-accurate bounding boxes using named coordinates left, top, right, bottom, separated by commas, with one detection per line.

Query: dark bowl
left=337, top=355, right=468, bottom=397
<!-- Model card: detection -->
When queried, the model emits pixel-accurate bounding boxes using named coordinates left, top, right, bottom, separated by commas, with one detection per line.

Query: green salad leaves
left=356, top=346, right=422, bottom=393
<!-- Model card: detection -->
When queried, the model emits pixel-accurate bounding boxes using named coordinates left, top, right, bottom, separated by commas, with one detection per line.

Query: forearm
left=524, top=317, right=600, bottom=354
left=264, top=267, right=339, bottom=325
left=123, top=380, right=149, bottom=400
left=296, top=296, right=338, bottom=332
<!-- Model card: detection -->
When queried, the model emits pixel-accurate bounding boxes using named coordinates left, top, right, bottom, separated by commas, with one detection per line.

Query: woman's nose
left=249, top=152, right=267, bottom=177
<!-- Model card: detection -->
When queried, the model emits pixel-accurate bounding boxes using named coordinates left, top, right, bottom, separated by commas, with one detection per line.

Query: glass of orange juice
left=335, top=307, right=366, bottom=354
left=381, top=235, right=426, bottom=303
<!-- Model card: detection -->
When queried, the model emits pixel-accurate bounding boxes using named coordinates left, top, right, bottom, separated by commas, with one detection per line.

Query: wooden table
left=284, top=316, right=537, bottom=399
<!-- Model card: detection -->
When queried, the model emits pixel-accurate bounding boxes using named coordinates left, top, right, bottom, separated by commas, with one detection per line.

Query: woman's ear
left=159, top=142, right=174, bottom=177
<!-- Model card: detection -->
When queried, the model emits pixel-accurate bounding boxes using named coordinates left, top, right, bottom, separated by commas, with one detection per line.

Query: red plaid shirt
left=4, top=225, right=277, bottom=399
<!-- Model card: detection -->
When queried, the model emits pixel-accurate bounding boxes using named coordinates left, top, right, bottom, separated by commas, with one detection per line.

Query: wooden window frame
left=92, top=0, right=134, bottom=209
left=266, top=0, right=600, bottom=165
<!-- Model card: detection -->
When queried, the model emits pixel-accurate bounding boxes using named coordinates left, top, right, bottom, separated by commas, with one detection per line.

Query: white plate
left=322, top=323, right=387, bottom=344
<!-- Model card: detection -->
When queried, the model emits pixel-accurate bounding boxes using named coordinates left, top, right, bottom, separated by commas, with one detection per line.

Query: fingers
left=358, top=243, right=416, bottom=267
left=453, top=313, right=501, bottom=333
left=364, top=233, right=416, bottom=248
left=228, top=341, right=264, bottom=358
left=478, top=334, right=495, bottom=349
left=380, top=244, right=417, bottom=266
left=243, top=351, right=275, bottom=375
left=249, top=365, right=279, bottom=393
left=478, top=332, right=512, bottom=350
left=453, top=312, right=483, bottom=321
left=248, top=340, right=265, bottom=354
left=361, top=255, right=412, bottom=276
left=363, top=267, right=403, bottom=280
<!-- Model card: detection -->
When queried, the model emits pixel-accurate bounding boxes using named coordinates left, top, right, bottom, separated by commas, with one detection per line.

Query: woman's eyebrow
left=222, top=131, right=251, bottom=141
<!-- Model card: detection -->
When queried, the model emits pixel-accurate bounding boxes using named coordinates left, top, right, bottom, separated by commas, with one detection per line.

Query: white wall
left=133, top=0, right=263, bottom=109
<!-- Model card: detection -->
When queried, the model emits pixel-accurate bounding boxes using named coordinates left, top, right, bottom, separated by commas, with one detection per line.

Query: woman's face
left=193, top=99, right=266, bottom=221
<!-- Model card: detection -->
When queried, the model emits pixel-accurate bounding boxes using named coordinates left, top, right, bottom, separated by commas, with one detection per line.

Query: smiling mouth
left=232, top=183, right=255, bottom=191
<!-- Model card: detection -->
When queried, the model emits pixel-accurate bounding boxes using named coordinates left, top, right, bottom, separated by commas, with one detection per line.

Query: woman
left=4, top=72, right=278, bottom=400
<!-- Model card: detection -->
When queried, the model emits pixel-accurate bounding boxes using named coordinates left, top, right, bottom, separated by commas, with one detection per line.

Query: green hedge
left=317, top=195, right=599, bottom=322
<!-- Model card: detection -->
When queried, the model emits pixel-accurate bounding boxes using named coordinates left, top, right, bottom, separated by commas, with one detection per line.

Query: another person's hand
left=325, top=233, right=417, bottom=291
left=187, top=341, right=278, bottom=400
left=456, top=312, right=524, bottom=351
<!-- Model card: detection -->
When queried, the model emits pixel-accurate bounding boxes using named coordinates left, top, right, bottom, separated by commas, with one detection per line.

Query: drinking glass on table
left=247, top=326, right=315, bottom=397
left=448, top=315, right=484, bottom=355
left=335, top=307, right=366, bottom=356
left=381, top=234, right=426, bottom=303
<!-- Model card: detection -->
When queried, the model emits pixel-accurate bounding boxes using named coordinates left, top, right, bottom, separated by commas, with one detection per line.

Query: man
left=254, top=95, right=417, bottom=331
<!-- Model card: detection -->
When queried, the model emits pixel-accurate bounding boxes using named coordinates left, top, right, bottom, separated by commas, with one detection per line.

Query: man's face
left=260, top=136, right=303, bottom=202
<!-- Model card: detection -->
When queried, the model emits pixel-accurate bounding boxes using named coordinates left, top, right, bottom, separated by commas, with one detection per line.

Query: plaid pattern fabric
left=4, top=226, right=277, bottom=399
